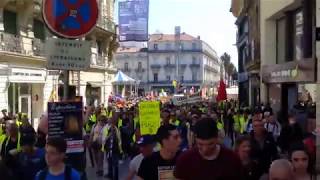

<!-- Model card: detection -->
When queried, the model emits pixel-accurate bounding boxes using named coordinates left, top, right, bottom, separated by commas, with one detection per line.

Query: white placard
left=46, top=38, right=91, bottom=71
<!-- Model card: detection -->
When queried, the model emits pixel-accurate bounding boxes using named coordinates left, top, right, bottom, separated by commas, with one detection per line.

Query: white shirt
left=129, top=153, right=144, bottom=179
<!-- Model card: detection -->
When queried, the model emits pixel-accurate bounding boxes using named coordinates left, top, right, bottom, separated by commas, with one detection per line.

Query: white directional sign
left=46, top=38, right=91, bottom=71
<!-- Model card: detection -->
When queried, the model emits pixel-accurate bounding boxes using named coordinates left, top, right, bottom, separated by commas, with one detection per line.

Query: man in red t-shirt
left=174, top=118, right=245, bottom=180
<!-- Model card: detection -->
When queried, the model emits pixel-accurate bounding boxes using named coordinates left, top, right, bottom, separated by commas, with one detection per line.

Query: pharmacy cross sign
left=43, top=0, right=99, bottom=39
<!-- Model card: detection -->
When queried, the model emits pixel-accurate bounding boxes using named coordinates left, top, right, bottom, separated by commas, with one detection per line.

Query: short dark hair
left=156, top=124, right=177, bottom=145
left=235, top=135, right=251, bottom=150
left=46, top=137, right=67, bottom=153
left=194, top=118, right=218, bottom=140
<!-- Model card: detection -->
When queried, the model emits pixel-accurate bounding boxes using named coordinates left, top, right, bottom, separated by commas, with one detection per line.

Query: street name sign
left=45, top=38, right=91, bottom=71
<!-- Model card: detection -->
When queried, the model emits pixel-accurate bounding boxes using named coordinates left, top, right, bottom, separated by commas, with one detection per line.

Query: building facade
left=260, top=0, right=316, bottom=116
left=115, top=32, right=221, bottom=94
left=231, top=0, right=261, bottom=108
left=0, top=0, right=117, bottom=126
left=115, top=47, right=148, bottom=95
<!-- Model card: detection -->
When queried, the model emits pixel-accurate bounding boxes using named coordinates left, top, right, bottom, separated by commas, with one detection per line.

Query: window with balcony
left=124, top=63, right=129, bottom=71
left=192, top=56, right=197, bottom=64
left=180, top=75, right=184, bottom=82
left=166, top=75, right=171, bottom=81
left=154, top=73, right=158, bottom=82
left=166, top=57, right=171, bottom=65
left=4, top=10, right=17, bottom=35
left=192, top=43, right=196, bottom=49
left=34, top=19, right=45, bottom=40
left=192, top=72, right=197, bottom=81
left=180, top=43, right=184, bottom=50
left=166, top=43, right=171, bottom=50
left=138, top=62, right=142, bottom=70
left=97, top=41, right=103, bottom=55
left=154, top=43, right=158, bottom=50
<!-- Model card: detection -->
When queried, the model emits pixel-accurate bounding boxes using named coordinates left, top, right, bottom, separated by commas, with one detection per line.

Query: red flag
left=216, top=79, right=227, bottom=102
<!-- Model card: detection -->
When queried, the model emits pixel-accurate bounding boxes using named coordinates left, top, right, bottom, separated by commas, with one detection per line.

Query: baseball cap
left=137, top=135, right=155, bottom=146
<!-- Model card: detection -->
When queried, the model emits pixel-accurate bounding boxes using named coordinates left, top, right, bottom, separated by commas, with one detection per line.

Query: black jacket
left=277, top=123, right=304, bottom=153
left=250, top=131, right=279, bottom=176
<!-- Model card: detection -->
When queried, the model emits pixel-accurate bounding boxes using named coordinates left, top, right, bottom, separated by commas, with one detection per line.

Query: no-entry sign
left=43, top=0, right=99, bottom=39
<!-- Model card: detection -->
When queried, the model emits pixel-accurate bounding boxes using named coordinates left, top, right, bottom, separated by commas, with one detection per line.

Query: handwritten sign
left=139, top=101, right=160, bottom=135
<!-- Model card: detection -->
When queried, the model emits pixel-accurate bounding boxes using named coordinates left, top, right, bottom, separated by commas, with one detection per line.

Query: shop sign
left=262, top=59, right=315, bottom=83
left=48, top=101, right=84, bottom=153
left=9, top=68, right=46, bottom=83
left=46, top=38, right=91, bottom=71
left=139, top=101, right=160, bottom=135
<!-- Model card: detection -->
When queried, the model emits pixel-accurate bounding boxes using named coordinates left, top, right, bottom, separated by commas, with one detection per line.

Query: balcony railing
left=0, top=32, right=109, bottom=68
left=0, top=33, right=23, bottom=54
left=150, top=64, right=161, bottom=69
left=96, top=16, right=116, bottom=34
left=32, top=38, right=45, bottom=57
left=189, top=63, right=201, bottom=68
left=164, top=64, right=176, bottom=69
left=135, top=68, right=145, bottom=73
left=90, top=53, right=106, bottom=67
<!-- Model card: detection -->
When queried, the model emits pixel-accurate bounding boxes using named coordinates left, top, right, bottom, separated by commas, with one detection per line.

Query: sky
left=115, top=0, right=238, bottom=68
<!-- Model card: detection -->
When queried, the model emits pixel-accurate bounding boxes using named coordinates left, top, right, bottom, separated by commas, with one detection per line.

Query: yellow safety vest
left=101, top=126, right=122, bottom=153
left=108, top=111, right=113, bottom=118
left=217, top=121, right=224, bottom=130
left=85, top=114, right=97, bottom=133
left=133, top=117, right=139, bottom=142
left=0, top=133, right=21, bottom=154
left=118, top=119, right=123, bottom=128
left=233, top=115, right=241, bottom=133
left=170, top=119, right=180, bottom=126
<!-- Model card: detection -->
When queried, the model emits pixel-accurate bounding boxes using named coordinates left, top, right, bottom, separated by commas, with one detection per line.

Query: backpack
left=38, top=165, right=72, bottom=180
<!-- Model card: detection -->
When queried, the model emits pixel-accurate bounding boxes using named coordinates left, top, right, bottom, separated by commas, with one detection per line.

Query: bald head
left=269, top=159, right=294, bottom=180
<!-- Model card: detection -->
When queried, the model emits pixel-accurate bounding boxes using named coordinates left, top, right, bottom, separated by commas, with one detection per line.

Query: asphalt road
left=85, top=152, right=130, bottom=180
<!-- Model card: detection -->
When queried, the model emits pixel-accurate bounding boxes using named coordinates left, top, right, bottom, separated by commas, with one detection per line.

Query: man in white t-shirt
left=126, top=135, right=155, bottom=180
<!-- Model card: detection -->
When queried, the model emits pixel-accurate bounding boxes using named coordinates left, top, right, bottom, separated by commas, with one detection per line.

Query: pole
left=316, top=0, right=320, bottom=176
left=63, top=70, right=69, bottom=101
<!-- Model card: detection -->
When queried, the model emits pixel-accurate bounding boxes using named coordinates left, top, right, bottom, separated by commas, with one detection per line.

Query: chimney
left=197, top=36, right=200, bottom=40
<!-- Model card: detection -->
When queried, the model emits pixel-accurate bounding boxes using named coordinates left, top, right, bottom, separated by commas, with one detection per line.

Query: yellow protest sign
left=139, top=101, right=161, bottom=135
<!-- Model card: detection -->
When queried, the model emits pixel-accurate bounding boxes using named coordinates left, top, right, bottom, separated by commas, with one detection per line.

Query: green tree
left=220, top=52, right=231, bottom=82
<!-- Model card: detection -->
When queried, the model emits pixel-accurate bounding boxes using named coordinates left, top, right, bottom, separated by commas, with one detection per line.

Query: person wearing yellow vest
left=85, top=108, right=100, bottom=134
left=170, top=112, right=180, bottom=126
left=0, top=121, right=21, bottom=161
left=101, top=117, right=122, bottom=180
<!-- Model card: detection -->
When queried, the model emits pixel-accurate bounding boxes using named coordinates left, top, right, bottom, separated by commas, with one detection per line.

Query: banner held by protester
left=139, top=101, right=160, bottom=135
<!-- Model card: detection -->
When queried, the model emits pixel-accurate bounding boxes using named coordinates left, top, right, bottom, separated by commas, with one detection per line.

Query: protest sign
left=139, top=101, right=160, bottom=135
left=48, top=102, right=84, bottom=153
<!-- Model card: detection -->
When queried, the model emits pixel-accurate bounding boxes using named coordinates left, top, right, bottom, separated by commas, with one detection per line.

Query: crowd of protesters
left=0, top=95, right=317, bottom=180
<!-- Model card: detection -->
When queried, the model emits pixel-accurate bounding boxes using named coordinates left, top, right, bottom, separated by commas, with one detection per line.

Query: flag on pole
left=216, top=79, right=227, bottom=102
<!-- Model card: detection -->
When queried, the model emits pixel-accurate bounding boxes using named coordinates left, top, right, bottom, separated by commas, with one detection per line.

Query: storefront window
left=298, top=84, right=315, bottom=103
left=294, top=10, right=303, bottom=60
left=276, top=17, right=286, bottom=64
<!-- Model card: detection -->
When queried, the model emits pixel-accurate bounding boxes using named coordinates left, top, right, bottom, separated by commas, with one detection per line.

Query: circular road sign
left=43, top=0, right=99, bottom=39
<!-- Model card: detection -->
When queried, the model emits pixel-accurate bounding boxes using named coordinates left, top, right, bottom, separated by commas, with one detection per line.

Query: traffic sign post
left=43, top=0, right=99, bottom=177
left=43, top=0, right=99, bottom=39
